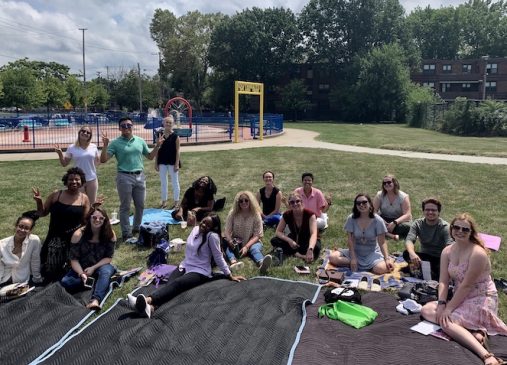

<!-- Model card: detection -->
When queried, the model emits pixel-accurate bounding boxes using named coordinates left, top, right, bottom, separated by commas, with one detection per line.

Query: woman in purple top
left=128, top=213, right=244, bottom=318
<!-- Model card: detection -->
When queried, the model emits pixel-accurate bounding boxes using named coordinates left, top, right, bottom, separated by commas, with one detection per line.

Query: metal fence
left=0, top=113, right=284, bottom=151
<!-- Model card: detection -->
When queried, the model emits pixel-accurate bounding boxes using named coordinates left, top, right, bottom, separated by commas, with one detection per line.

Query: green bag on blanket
left=318, top=300, right=378, bottom=329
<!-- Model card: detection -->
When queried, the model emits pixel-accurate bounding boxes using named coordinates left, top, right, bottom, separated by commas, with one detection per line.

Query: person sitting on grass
left=172, top=176, right=216, bottom=226
left=256, top=170, right=283, bottom=228
left=328, top=193, right=393, bottom=274
left=61, top=206, right=116, bottom=310
left=294, top=172, right=329, bottom=230
left=0, top=211, right=42, bottom=286
left=128, top=213, right=244, bottom=318
left=372, top=174, right=412, bottom=241
left=421, top=213, right=507, bottom=365
left=271, top=192, right=320, bottom=263
left=223, top=191, right=272, bottom=274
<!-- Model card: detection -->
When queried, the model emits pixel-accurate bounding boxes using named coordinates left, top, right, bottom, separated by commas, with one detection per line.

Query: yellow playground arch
left=234, top=81, right=264, bottom=143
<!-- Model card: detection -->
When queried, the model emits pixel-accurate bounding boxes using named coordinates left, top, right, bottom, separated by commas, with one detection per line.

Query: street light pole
left=79, top=28, right=87, bottom=116
left=481, top=55, right=489, bottom=100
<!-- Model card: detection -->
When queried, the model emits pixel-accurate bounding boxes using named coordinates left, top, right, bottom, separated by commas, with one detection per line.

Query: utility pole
left=152, top=52, right=163, bottom=108
left=79, top=28, right=87, bottom=116
left=138, top=62, right=142, bottom=112
left=481, top=55, right=489, bottom=100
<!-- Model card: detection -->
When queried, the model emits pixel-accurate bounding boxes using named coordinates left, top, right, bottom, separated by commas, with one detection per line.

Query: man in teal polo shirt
left=101, top=117, right=161, bottom=242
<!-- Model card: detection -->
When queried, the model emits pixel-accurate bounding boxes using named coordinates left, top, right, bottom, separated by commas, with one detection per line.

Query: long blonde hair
left=230, top=191, right=262, bottom=216
left=75, top=126, right=92, bottom=148
left=450, top=212, right=485, bottom=250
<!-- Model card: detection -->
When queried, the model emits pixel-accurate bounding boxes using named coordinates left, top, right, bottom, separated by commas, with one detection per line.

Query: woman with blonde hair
left=55, top=126, right=100, bottom=203
left=155, top=115, right=180, bottom=209
left=223, top=191, right=272, bottom=274
left=421, top=213, right=507, bottom=365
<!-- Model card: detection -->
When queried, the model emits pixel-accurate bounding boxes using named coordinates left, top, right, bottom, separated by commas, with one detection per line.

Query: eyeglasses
left=383, top=181, right=393, bottom=186
left=239, top=199, right=249, bottom=204
left=355, top=200, right=369, bottom=206
left=289, top=199, right=301, bottom=206
left=17, top=224, right=31, bottom=231
left=120, top=124, right=133, bottom=129
left=80, top=130, right=91, bottom=135
left=91, top=216, right=105, bottom=222
left=451, top=225, right=471, bottom=233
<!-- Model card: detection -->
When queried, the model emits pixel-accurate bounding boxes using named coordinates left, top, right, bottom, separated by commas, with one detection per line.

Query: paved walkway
left=1, top=128, right=506, bottom=165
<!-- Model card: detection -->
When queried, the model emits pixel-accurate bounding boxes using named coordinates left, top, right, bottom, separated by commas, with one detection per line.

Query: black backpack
left=324, top=287, right=362, bottom=304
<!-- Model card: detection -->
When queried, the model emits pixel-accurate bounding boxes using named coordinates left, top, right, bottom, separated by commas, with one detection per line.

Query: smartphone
left=84, top=277, right=95, bottom=288
left=294, top=265, right=311, bottom=274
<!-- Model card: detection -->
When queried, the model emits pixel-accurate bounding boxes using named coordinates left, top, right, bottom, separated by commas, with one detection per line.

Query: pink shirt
left=294, top=187, right=326, bottom=218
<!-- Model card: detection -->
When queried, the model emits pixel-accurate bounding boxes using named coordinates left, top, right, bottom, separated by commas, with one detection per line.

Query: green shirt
left=107, top=135, right=150, bottom=172
left=405, top=217, right=452, bottom=257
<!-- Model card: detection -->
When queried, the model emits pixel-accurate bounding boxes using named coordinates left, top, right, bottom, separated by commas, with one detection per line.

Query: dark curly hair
left=16, top=210, right=40, bottom=229
left=192, top=176, right=217, bottom=196
left=61, top=167, right=86, bottom=186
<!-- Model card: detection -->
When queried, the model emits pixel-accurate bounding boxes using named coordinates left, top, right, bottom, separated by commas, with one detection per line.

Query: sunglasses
left=289, top=199, right=301, bottom=205
left=355, top=200, right=369, bottom=206
left=80, top=130, right=91, bottom=135
left=383, top=181, right=393, bottom=185
left=91, top=216, right=105, bottom=222
left=451, top=225, right=471, bottom=233
left=120, top=124, right=133, bottom=129
left=239, top=199, right=249, bottom=204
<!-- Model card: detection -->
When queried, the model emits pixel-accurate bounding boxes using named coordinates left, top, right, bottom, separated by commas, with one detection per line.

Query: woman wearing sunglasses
left=60, top=206, right=116, bottom=310
left=421, top=213, right=507, bottom=365
left=372, top=174, right=412, bottom=241
left=223, top=191, right=272, bottom=273
left=55, top=126, right=100, bottom=203
left=329, top=193, right=393, bottom=274
left=271, top=192, right=320, bottom=263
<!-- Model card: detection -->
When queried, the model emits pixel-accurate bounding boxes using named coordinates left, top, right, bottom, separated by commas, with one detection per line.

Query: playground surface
left=1, top=128, right=506, bottom=165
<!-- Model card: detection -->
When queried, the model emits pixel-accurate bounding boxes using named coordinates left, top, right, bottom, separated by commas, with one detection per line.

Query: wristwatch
left=437, top=300, right=447, bottom=305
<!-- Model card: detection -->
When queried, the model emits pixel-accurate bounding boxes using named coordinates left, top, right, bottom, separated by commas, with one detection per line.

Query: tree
left=150, top=10, right=224, bottom=112
left=0, top=67, right=44, bottom=109
left=88, top=81, right=110, bottom=111
left=65, top=76, right=83, bottom=110
left=41, top=76, right=68, bottom=113
left=352, top=43, right=411, bottom=122
left=278, top=79, right=312, bottom=121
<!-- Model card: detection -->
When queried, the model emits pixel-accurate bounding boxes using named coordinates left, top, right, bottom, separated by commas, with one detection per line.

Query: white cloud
left=0, top=0, right=466, bottom=78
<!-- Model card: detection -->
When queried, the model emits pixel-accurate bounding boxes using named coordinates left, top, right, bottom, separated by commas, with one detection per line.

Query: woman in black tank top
left=255, top=170, right=282, bottom=228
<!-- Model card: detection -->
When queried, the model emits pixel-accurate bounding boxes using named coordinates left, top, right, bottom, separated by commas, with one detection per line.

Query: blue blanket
left=129, top=208, right=179, bottom=225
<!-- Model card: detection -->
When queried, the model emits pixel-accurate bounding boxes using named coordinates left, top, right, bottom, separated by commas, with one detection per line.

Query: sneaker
left=125, top=237, right=138, bottom=245
left=259, top=255, right=272, bottom=275
left=230, top=261, right=245, bottom=272
left=135, top=294, right=151, bottom=318
left=127, top=294, right=137, bottom=309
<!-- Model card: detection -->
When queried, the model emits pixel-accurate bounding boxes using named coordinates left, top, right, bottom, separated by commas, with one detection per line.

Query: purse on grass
left=318, top=300, right=377, bottom=329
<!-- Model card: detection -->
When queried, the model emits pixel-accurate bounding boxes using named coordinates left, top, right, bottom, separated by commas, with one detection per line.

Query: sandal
left=86, top=299, right=101, bottom=311
left=482, top=352, right=505, bottom=365
left=473, top=330, right=490, bottom=351
left=358, top=276, right=369, bottom=290
left=370, top=278, right=382, bottom=292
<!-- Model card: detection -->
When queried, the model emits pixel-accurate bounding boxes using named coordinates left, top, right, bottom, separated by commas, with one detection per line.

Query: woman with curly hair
left=61, top=206, right=116, bottom=310
left=32, top=167, right=91, bottom=282
left=172, top=176, right=217, bottom=226
left=421, top=213, right=507, bottom=365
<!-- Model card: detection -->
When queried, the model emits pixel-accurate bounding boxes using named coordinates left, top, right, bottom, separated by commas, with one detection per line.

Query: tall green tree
left=278, top=79, right=312, bottom=121
left=65, top=76, right=83, bottom=110
left=41, top=76, right=68, bottom=113
left=88, top=80, right=110, bottom=111
left=150, top=10, right=224, bottom=112
left=0, top=67, right=44, bottom=109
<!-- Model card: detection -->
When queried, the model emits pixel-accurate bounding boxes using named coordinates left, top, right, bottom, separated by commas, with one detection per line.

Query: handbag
left=318, top=300, right=378, bottom=329
left=324, top=287, right=362, bottom=304
left=317, top=268, right=344, bottom=284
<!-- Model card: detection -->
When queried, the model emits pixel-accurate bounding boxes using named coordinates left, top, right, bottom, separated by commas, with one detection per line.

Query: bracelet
left=437, top=300, right=447, bottom=305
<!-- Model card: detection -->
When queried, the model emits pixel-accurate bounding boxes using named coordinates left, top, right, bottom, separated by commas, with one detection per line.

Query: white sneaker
left=135, top=294, right=152, bottom=318
left=127, top=294, right=137, bottom=309
left=259, top=255, right=272, bottom=275
left=230, top=261, right=245, bottom=272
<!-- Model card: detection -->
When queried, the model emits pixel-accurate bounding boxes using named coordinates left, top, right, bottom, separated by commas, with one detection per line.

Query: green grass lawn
left=288, top=122, right=507, bottom=157
left=1, top=137, right=505, bottom=319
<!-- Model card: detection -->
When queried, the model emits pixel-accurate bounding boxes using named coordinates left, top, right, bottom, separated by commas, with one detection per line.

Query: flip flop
left=358, top=276, right=369, bottom=290
left=371, top=278, right=382, bottom=292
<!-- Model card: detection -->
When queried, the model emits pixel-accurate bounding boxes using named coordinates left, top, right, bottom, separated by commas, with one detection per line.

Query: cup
left=175, top=242, right=183, bottom=252
left=111, top=211, right=118, bottom=221
left=180, top=221, right=188, bottom=229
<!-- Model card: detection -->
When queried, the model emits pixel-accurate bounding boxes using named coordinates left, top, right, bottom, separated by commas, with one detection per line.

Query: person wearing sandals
left=32, top=167, right=91, bottom=282
left=172, top=176, right=216, bottom=226
left=155, top=115, right=180, bottom=209
left=54, top=126, right=100, bottom=204
left=271, top=192, right=320, bottom=263
left=127, top=214, right=244, bottom=318
left=421, top=213, right=507, bottom=365
left=0, top=211, right=42, bottom=286
left=223, top=191, right=272, bottom=274
left=256, top=170, right=282, bottom=228
left=61, top=206, right=116, bottom=310
left=329, top=193, right=394, bottom=274
left=372, top=174, right=412, bottom=241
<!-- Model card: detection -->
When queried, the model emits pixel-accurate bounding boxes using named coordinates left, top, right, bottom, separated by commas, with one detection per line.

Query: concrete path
left=1, top=128, right=506, bottom=165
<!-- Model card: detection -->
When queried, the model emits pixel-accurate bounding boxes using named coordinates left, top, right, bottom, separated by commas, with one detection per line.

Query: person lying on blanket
left=328, top=193, right=394, bottom=274
left=128, top=213, right=244, bottom=318
left=61, top=206, right=116, bottom=310
left=421, top=213, right=507, bottom=365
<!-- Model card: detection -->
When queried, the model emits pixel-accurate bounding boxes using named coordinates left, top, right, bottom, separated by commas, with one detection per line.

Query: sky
left=1, top=0, right=467, bottom=79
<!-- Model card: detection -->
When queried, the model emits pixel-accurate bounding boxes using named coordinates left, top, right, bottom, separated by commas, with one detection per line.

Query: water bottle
left=274, top=247, right=284, bottom=265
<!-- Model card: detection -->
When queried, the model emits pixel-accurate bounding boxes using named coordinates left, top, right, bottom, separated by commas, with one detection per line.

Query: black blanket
left=292, top=290, right=507, bottom=365
left=42, top=277, right=319, bottom=365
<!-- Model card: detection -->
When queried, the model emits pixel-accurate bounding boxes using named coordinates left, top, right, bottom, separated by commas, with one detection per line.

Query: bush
left=406, top=84, right=438, bottom=128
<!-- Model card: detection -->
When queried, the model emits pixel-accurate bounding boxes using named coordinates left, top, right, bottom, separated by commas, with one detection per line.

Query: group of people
left=0, top=116, right=506, bottom=364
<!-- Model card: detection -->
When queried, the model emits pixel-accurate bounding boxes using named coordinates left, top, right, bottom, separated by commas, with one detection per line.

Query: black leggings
left=270, top=237, right=321, bottom=260
left=149, top=269, right=210, bottom=307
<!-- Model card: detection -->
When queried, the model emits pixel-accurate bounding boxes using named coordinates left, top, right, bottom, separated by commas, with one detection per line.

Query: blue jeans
left=116, top=172, right=146, bottom=238
left=61, top=264, right=116, bottom=302
left=225, top=241, right=264, bottom=264
left=263, top=213, right=281, bottom=227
